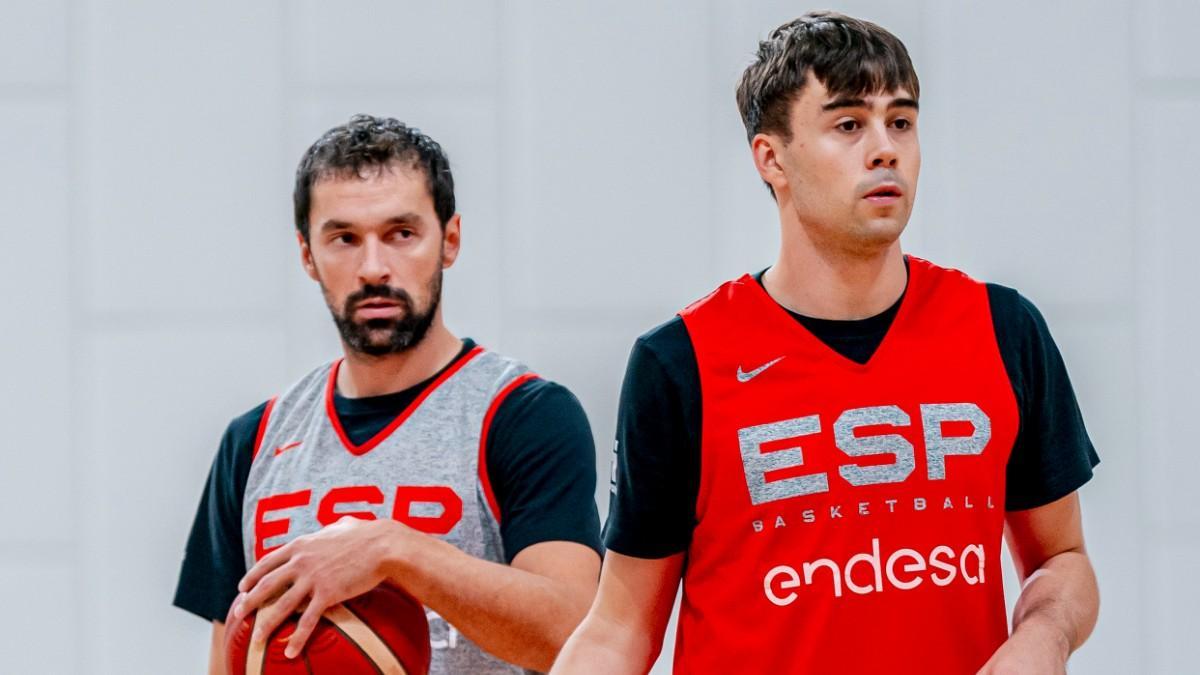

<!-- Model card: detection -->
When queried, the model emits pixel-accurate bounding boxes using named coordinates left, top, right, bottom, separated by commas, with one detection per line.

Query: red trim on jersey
left=478, top=372, right=540, bottom=524
left=250, top=396, right=278, bottom=463
left=325, top=345, right=485, bottom=456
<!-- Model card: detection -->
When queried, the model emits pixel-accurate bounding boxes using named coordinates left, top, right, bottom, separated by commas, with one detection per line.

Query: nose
left=358, top=235, right=390, bottom=285
left=867, top=123, right=898, bottom=169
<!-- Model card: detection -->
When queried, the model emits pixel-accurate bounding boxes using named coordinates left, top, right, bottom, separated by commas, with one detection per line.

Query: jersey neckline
left=743, top=255, right=919, bottom=372
left=324, top=344, right=485, bottom=456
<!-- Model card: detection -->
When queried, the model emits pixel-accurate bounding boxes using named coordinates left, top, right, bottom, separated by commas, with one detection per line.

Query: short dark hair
left=293, top=114, right=455, bottom=240
left=736, top=11, right=920, bottom=145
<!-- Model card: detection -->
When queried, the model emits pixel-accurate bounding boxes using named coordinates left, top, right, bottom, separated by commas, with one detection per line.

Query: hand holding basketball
left=234, top=516, right=411, bottom=658
left=225, top=581, right=431, bottom=674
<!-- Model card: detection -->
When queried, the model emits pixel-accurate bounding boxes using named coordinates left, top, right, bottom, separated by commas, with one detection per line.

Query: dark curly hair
left=736, top=11, right=919, bottom=146
left=293, top=114, right=455, bottom=240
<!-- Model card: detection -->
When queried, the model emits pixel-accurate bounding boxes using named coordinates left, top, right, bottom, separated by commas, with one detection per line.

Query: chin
left=843, top=221, right=906, bottom=255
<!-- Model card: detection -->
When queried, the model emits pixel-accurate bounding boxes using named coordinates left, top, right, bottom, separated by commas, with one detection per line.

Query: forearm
left=553, top=551, right=683, bottom=674
left=382, top=524, right=591, bottom=671
left=1010, top=548, right=1099, bottom=657
left=552, top=611, right=658, bottom=674
left=208, top=621, right=226, bottom=675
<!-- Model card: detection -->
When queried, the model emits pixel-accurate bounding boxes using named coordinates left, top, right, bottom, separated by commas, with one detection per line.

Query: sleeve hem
left=505, top=533, right=604, bottom=565
left=1005, top=460, right=1097, bottom=511
left=602, top=535, right=690, bottom=560
left=171, top=592, right=229, bottom=623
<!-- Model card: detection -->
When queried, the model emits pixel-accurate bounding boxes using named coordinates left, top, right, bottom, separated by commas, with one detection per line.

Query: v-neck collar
left=324, top=344, right=484, bottom=456
left=746, top=257, right=916, bottom=371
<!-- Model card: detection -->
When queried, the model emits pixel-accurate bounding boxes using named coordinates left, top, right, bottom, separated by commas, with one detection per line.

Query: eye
left=892, top=117, right=913, bottom=130
left=333, top=232, right=356, bottom=245
left=836, top=119, right=861, bottom=132
left=389, top=228, right=415, bottom=241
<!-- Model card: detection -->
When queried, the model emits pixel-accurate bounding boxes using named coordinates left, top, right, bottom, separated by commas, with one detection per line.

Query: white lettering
left=844, top=538, right=884, bottom=594
left=885, top=548, right=926, bottom=590
left=929, top=545, right=958, bottom=586
left=761, top=540, right=986, bottom=604
left=961, top=544, right=986, bottom=584
left=764, top=565, right=801, bottom=606
left=803, top=558, right=844, bottom=598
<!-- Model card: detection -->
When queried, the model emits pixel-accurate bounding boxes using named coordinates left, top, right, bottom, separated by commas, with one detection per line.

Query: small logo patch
left=737, top=357, right=785, bottom=383
left=273, top=441, right=303, bottom=456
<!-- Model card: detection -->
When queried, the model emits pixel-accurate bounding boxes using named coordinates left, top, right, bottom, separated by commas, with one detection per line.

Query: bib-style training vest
left=676, top=257, right=1018, bottom=674
left=243, top=346, right=534, bottom=675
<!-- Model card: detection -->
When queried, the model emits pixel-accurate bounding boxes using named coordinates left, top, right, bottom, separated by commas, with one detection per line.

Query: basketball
left=224, top=584, right=431, bottom=675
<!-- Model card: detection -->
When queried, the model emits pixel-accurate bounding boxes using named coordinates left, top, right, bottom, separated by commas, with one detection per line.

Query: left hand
left=977, top=621, right=1069, bottom=675
left=232, top=516, right=403, bottom=658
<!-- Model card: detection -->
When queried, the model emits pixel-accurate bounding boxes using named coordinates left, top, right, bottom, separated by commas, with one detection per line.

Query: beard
left=325, top=270, right=442, bottom=357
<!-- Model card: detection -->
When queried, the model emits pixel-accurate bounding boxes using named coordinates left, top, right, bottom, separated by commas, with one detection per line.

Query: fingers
left=239, top=541, right=293, bottom=594
left=250, top=581, right=310, bottom=650
left=284, top=594, right=328, bottom=659
left=235, top=563, right=294, bottom=623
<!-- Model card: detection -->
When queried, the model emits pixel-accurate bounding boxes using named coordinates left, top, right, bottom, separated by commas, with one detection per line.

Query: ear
left=297, top=231, right=319, bottom=281
left=751, top=133, right=790, bottom=197
left=440, top=214, right=461, bottom=269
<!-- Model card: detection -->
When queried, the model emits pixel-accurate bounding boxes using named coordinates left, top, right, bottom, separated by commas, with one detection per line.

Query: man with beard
left=174, top=115, right=602, bottom=674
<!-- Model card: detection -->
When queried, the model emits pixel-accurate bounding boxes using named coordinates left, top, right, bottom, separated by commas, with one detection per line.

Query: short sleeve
left=602, top=317, right=702, bottom=558
left=486, top=379, right=603, bottom=563
left=988, top=284, right=1100, bottom=510
left=172, top=402, right=266, bottom=621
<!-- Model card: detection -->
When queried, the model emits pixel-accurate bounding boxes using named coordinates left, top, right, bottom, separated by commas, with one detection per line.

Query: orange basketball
left=224, top=584, right=431, bottom=675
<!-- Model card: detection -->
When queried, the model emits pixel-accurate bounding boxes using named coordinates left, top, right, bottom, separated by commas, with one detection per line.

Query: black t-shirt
left=604, top=268, right=1100, bottom=559
left=174, top=339, right=603, bottom=622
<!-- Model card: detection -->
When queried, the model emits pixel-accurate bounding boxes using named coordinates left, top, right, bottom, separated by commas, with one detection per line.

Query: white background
left=0, top=0, right=1195, bottom=672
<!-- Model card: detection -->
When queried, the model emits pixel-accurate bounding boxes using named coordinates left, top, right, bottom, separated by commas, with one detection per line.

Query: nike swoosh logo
left=273, top=441, right=303, bottom=456
left=737, top=356, right=785, bottom=383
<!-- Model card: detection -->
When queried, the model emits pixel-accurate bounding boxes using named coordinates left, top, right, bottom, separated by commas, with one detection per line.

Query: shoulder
left=223, top=400, right=272, bottom=457
left=986, top=282, right=1046, bottom=326
left=484, top=369, right=593, bottom=459
left=208, top=400, right=273, bottom=504
left=678, top=274, right=761, bottom=323
left=985, top=282, right=1054, bottom=353
left=630, top=315, right=697, bottom=382
left=486, top=377, right=595, bottom=492
left=495, top=377, right=587, bottom=424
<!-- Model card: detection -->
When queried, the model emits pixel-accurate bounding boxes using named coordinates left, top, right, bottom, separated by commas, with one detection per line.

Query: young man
left=554, top=12, right=1099, bottom=675
left=174, top=115, right=602, bottom=674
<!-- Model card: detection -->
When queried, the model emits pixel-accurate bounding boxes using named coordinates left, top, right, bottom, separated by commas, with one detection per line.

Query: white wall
left=0, top=0, right=1193, bottom=672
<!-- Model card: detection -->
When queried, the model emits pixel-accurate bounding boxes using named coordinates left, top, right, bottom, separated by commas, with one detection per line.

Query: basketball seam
left=326, top=614, right=386, bottom=675
left=344, top=602, right=411, bottom=671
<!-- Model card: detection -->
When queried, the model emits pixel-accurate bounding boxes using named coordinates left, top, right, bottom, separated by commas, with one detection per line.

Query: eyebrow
left=318, top=213, right=422, bottom=233
left=821, top=97, right=920, bottom=112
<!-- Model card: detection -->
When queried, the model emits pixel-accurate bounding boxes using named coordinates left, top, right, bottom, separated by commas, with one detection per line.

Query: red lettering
left=317, top=485, right=385, bottom=526
left=254, top=489, right=311, bottom=560
left=392, top=486, right=462, bottom=535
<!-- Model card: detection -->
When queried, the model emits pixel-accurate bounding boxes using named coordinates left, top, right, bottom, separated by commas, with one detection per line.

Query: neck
left=764, top=204, right=907, bottom=320
left=336, top=313, right=463, bottom=398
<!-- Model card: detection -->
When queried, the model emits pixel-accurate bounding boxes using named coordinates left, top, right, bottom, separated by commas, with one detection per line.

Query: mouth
left=354, top=299, right=404, bottom=319
left=864, top=184, right=903, bottom=204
